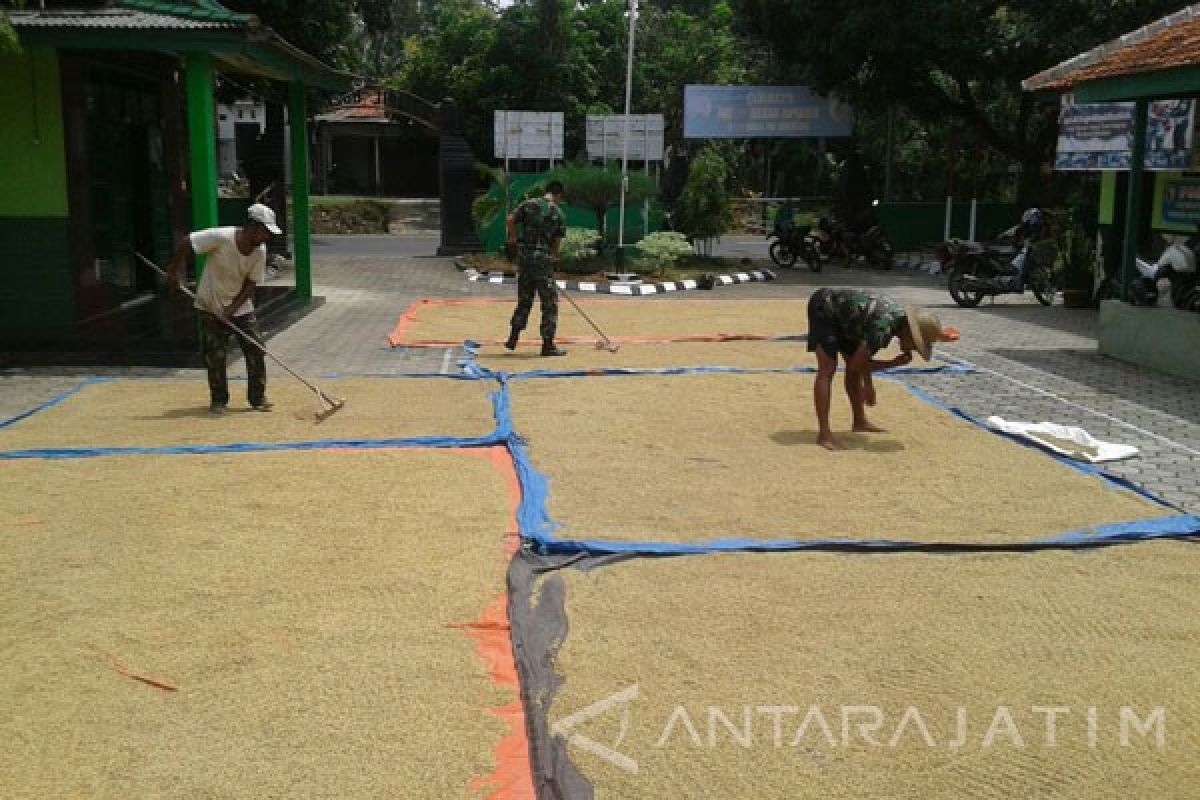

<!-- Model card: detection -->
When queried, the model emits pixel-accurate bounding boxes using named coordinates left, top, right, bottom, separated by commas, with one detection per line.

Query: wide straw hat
left=904, top=305, right=950, bottom=361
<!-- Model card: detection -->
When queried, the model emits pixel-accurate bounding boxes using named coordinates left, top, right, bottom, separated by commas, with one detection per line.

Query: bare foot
left=816, top=432, right=844, bottom=450
left=852, top=421, right=887, bottom=433
left=863, top=384, right=877, bottom=407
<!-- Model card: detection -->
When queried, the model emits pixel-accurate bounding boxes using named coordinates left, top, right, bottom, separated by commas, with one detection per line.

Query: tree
left=732, top=0, right=1184, bottom=205
left=221, top=0, right=400, bottom=67
left=546, top=163, right=658, bottom=246
left=1, top=0, right=24, bottom=55
left=398, top=0, right=756, bottom=163
left=674, top=144, right=731, bottom=252
left=397, top=4, right=498, bottom=152
left=0, top=12, right=17, bottom=54
left=637, top=2, right=746, bottom=154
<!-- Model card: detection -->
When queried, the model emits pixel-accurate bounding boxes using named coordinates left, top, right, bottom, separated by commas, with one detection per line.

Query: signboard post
left=493, top=110, right=565, bottom=169
left=586, top=114, right=665, bottom=161
left=588, top=114, right=664, bottom=247
left=616, top=0, right=641, bottom=275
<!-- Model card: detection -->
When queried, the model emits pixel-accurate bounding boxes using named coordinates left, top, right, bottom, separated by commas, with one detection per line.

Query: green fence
left=877, top=202, right=1020, bottom=251
left=475, top=172, right=664, bottom=253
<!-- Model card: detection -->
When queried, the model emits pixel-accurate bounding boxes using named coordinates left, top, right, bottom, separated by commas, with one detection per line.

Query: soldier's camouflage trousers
left=200, top=311, right=267, bottom=407
left=510, top=271, right=559, bottom=341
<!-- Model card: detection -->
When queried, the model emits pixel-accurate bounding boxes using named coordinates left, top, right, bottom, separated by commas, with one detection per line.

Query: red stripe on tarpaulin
left=272, top=445, right=534, bottom=796
left=387, top=298, right=510, bottom=348
left=471, top=332, right=774, bottom=348
left=388, top=297, right=780, bottom=348
left=448, top=446, right=535, bottom=800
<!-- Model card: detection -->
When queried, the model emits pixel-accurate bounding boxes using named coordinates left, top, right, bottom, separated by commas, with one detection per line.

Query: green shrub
left=635, top=231, right=694, bottom=275
left=560, top=227, right=602, bottom=264
left=472, top=163, right=514, bottom=232
left=675, top=145, right=732, bottom=254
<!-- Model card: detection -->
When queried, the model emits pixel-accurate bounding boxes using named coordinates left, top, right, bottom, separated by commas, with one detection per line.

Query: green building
left=1024, top=6, right=1200, bottom=381
left=1, top=1, right=349, bottom=363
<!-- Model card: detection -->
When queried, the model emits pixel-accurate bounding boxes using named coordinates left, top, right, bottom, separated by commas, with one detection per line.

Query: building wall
left=0, top=46, right=73, bottom=333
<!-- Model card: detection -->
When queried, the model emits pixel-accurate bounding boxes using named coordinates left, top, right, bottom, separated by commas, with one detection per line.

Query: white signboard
left=494, top=111, right=565, bottom=160
left=586, top=114, right=665, bottom=161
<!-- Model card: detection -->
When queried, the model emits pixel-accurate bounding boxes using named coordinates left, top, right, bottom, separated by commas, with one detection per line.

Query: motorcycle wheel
left=1171, top=275, right=1196, bottom=309
left=769, top=240, right=798, bottom=268
left=1027, top=281, right=1056, bottom=307
left=948, top=267, right=985, bottom=308
left=803, top=244, right=822, bottom=272
left=1032, top=279, right=1057, bottom=306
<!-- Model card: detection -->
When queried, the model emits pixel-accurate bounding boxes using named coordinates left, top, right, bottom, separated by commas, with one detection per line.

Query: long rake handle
left=135, top=252, right=335, bottom=405
left=559, top=286, right=616, bottom=349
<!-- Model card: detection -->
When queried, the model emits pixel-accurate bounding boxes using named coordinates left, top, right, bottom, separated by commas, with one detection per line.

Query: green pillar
left=1120, top=99, right=1148, bottom=302
left=184, top=53, right=218, bottom=234
left=289, top=82, right=312, bottom=301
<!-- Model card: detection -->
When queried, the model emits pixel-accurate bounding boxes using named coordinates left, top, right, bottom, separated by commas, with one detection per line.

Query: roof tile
left=1025, top=5, right=1200, bottom=92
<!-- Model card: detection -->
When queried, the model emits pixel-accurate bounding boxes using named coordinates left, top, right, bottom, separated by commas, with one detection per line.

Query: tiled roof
left=1024, top=5, right=1200, bottom=92
left=119, top=0, right=252, bottom=24
left=8, top=1, right=353, bottom=90
left=9, top=7, right=241, bottom=29
left=315, top=90, right=393, bottom=123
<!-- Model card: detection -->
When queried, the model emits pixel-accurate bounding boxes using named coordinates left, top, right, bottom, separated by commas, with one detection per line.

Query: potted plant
left=1059, top=213, right=1096, bottom=309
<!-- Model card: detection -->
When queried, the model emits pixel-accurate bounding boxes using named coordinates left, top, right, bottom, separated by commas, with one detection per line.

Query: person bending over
left=806, top=287, right=956, bottom=450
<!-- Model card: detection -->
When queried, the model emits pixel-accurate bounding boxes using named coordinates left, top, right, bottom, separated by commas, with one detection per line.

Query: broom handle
left=135, top=252, right=331, bottom=400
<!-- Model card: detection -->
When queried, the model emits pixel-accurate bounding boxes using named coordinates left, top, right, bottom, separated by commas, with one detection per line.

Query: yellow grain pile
left=399, top=298, right=808, bottom=345
left=476, top=340, right=805, bottom=371
left=547, top=543, right=1200, bottom=797
left=508, top=372, right=1170, bottom=545
left=0, top=449, right=512, bottom=798
left=475, top=339, right=901, bottom=372
left=0, top=377, right=497, bottom=450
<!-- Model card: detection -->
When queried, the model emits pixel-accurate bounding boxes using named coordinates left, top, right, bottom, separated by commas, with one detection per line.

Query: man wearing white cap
left=166, top=203, right=282, bottom=414
left=806, top=288, right=958, bottom=450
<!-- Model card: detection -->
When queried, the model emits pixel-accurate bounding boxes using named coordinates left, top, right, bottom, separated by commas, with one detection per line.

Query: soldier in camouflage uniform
left=806, top=287, right=950, bottom=450
left=505, top=180, right=568, bottom=356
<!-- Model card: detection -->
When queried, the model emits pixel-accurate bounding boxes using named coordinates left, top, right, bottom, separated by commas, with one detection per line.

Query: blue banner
left=683, top=85, right=854, bottom=139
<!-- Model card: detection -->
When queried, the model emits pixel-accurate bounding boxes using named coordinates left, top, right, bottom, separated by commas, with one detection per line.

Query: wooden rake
left=559, top=287, right=620, bottom=352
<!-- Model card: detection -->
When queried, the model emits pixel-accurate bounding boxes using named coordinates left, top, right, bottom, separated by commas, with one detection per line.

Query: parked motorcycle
left=812, top=203, right=894, bottom=269
left=767, top=212, right=821, bottom=272
left=943, top=209, right=1060, bottom=307
left=1131, top=233, right=1200, bottom=310
left=805, top=215, right=844, bottom=263
left=844, top=202, right=895, bottom=269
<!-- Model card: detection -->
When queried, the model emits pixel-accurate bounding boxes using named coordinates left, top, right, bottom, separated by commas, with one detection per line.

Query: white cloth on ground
left=985, top=416, right=1138, bottom=463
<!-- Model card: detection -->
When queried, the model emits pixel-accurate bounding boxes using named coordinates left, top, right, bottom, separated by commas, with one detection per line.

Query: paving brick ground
left=3, top=235, right=1197, bottom=511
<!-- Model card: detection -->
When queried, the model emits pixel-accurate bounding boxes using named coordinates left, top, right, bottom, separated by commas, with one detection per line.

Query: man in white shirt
left=166, top=203, right=281, bottom=414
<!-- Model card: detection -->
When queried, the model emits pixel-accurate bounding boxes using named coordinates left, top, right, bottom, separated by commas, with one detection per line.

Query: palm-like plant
left=472, top=163, right=516, bottom=232
left=546, top=163, right=658, bottom=247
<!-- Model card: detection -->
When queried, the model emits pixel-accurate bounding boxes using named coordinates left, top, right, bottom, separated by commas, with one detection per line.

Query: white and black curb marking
left=462, top=267, right=776, bottom=294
